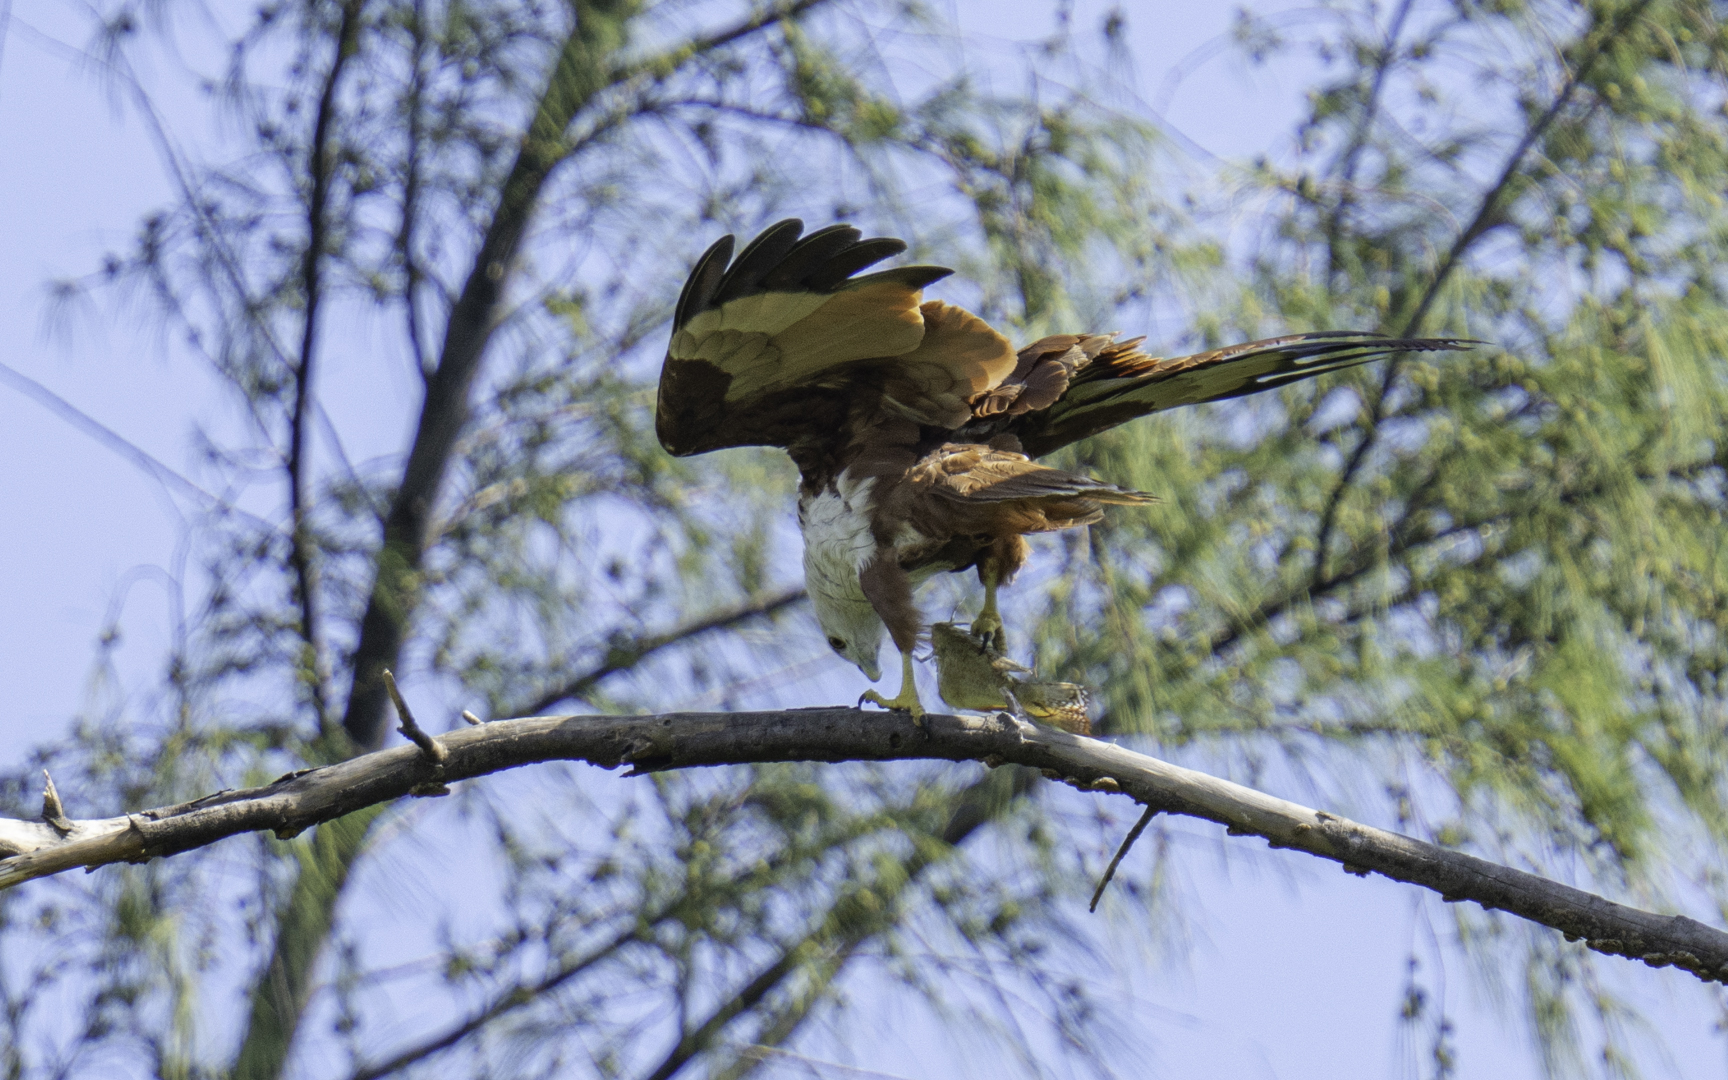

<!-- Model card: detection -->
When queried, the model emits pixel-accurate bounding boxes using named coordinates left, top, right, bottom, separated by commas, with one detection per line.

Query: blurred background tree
left=1, top=0, right=1726, bottom=1077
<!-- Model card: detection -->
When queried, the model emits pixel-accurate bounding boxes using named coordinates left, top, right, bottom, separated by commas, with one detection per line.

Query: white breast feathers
left=800, top=471, right=878, bottom=604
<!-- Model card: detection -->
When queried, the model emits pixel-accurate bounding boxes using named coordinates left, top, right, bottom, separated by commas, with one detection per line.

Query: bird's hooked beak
left=855, top=654, right=882, bottom=682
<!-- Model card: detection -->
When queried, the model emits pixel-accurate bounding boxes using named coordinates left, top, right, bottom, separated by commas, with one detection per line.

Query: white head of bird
left=808, top=586, right=884, bottom=682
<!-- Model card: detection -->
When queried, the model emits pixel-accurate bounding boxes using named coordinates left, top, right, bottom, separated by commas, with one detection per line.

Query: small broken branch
left=383, top=669, right=449, bottom=797
left=382, top=669, right=447, bottom=764
left=0, top=709, right=1723, bottom=985
left=40, top=771, right=72, bottom=836
left=1089, top=804, right=1156, bottom=912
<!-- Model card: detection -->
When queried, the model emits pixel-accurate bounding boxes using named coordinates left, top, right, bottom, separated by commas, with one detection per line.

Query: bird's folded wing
left=878, top=302, right=1018, bottom=429
left=1004, top=331, right=1476, bottom=458
left=655, top=220, right=1015, bottom=457
left=913, top=445, right=1153, bottom=505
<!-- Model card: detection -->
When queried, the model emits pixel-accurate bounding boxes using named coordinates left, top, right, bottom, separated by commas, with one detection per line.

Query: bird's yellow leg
left=861, top=649, right=925, bottom=724
left=973, top=575, right=1005, bottom=653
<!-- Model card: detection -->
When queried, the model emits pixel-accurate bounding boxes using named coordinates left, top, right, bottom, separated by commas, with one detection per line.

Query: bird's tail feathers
left=1020, top=331, right=1478, bottom=457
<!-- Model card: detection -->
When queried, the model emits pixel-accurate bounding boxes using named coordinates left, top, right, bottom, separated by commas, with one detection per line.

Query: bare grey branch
left=2, top=709, right=1722, bottom=985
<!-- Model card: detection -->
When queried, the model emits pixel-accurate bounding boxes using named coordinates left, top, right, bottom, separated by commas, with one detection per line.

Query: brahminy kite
left=656, top=220, right=1470, bottom=718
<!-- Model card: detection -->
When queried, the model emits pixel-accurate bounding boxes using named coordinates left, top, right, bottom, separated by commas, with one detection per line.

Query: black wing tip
left=802, top=234, right=910, bottom=291
left=1365, top=334, right=1485, bottom=352
left=1260, top=330, right=1484, bottom=349
left=711, top=219, right=808, bottom=306
left=673, top=232, right=736, bottom=330
left=887, top=265, right=955, bottom=290
left=675, top=219, right=935, bottom=322
left=1246, top=334, right=1484, bottom=389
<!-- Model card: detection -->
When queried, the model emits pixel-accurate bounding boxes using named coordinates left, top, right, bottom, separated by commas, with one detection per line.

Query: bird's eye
left=827, top=636, right=846, bottom=652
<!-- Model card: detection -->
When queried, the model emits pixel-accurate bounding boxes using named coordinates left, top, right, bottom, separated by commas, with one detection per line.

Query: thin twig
left=382, top=670, right=447, bottom=765
left=1322, top=0, right=1417, bottom=284
left=1089, top=804, right=1157, bottom=912
left=287, top=0, right=364, bottom=733
left=517, top=586, right=806, bottom=715
left=0, top=360, right=277, bottom=533
left=9, top=12, right=298, bottom=376
left=346, top=920, right=642, bottom=1080
left=642, top=808, right=954, bottom=1080
left=1394, top=1, right=1651, bottom=340
left=398, top=0, right=431, bottom=379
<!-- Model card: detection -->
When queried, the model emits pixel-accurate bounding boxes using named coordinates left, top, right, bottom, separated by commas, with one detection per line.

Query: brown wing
left=960, top=331, right=1476, bottom=459
left=878, top=301, right=1020, bottom=428
left=909, top=443, right=1154, bottom=505
left=967, top=333, right=1114, bottom=420
left=887, top=443, right=1154, bottom=549
left=655, top=220, right=1017, bottom=459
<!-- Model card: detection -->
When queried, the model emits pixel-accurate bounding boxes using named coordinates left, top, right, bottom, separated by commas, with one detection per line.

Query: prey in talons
left=929, top=622, right=1092, bottom=734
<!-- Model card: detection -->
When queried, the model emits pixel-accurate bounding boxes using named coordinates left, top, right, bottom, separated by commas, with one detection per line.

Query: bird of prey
left=655, top=219, right=1470, bottom=719
left=929, top=622, right=1092, bottom=734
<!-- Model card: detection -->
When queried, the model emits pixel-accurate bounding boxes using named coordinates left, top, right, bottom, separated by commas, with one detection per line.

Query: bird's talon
left=862, top=650, right=926, bottom=726
left=861, top=688, right=925, bottom=721
left=864, top=694, right=925, bottom=729
left=972, top=612, right=1005, bottom=654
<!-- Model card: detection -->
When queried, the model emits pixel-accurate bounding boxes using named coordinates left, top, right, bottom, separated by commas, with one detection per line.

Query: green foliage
left=2, top=0, right=1167, bottom=1077
left=1024, top=0, right=1728, bottom=1066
